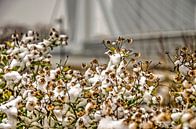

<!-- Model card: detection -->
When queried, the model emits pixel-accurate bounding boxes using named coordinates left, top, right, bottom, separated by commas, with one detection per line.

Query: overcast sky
left=0, top=0, right=65, bottom=26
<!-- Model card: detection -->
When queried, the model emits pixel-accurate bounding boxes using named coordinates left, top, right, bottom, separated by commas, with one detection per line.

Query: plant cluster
left=0, top=29, right=195, bottom=129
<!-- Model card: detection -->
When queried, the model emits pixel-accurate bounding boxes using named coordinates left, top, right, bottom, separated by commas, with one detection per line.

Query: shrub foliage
left=0, top=29, right=195, bottom=129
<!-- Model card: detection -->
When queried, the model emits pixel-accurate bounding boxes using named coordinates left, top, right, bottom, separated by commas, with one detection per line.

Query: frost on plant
left=0, top=30, right=195, bottom=129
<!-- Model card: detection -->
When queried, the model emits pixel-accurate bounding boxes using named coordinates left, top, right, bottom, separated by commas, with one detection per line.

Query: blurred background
left=0, top=0, right=196, bottom=68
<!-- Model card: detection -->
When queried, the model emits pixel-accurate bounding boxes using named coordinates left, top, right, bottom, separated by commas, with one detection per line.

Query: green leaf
left=3, top=90, right=12, bottom=100
left=128, top=98, right=136, bottom=106
left=12, top=66, right=20, bottom=71
left=0, top=111, right=6, bottom=123
left=63, top=66, right=70, bottom=72
left=6, top=41, right=13, bottom=48
left=109, top=47, right=116, bottom=52
left=0, top=72, right=4, bottom=78
left=0, top=82, right=6, bottom=89
left=151, top=88, right=157, bottom=96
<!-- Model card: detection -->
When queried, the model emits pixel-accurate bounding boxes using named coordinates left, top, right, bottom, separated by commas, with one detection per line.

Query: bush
left=0, top=29, right=195, bottom=129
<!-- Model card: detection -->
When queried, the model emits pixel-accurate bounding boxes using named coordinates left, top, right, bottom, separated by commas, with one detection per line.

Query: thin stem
left=165, top=52, right=174, bottom=64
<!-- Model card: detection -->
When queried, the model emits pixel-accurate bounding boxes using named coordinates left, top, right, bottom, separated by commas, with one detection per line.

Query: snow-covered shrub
left=0, top=29, right=195, bottom=129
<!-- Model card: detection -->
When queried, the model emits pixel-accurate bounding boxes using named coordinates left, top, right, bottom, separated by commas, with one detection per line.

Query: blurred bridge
left=62, top=0, right=196, bottom=62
